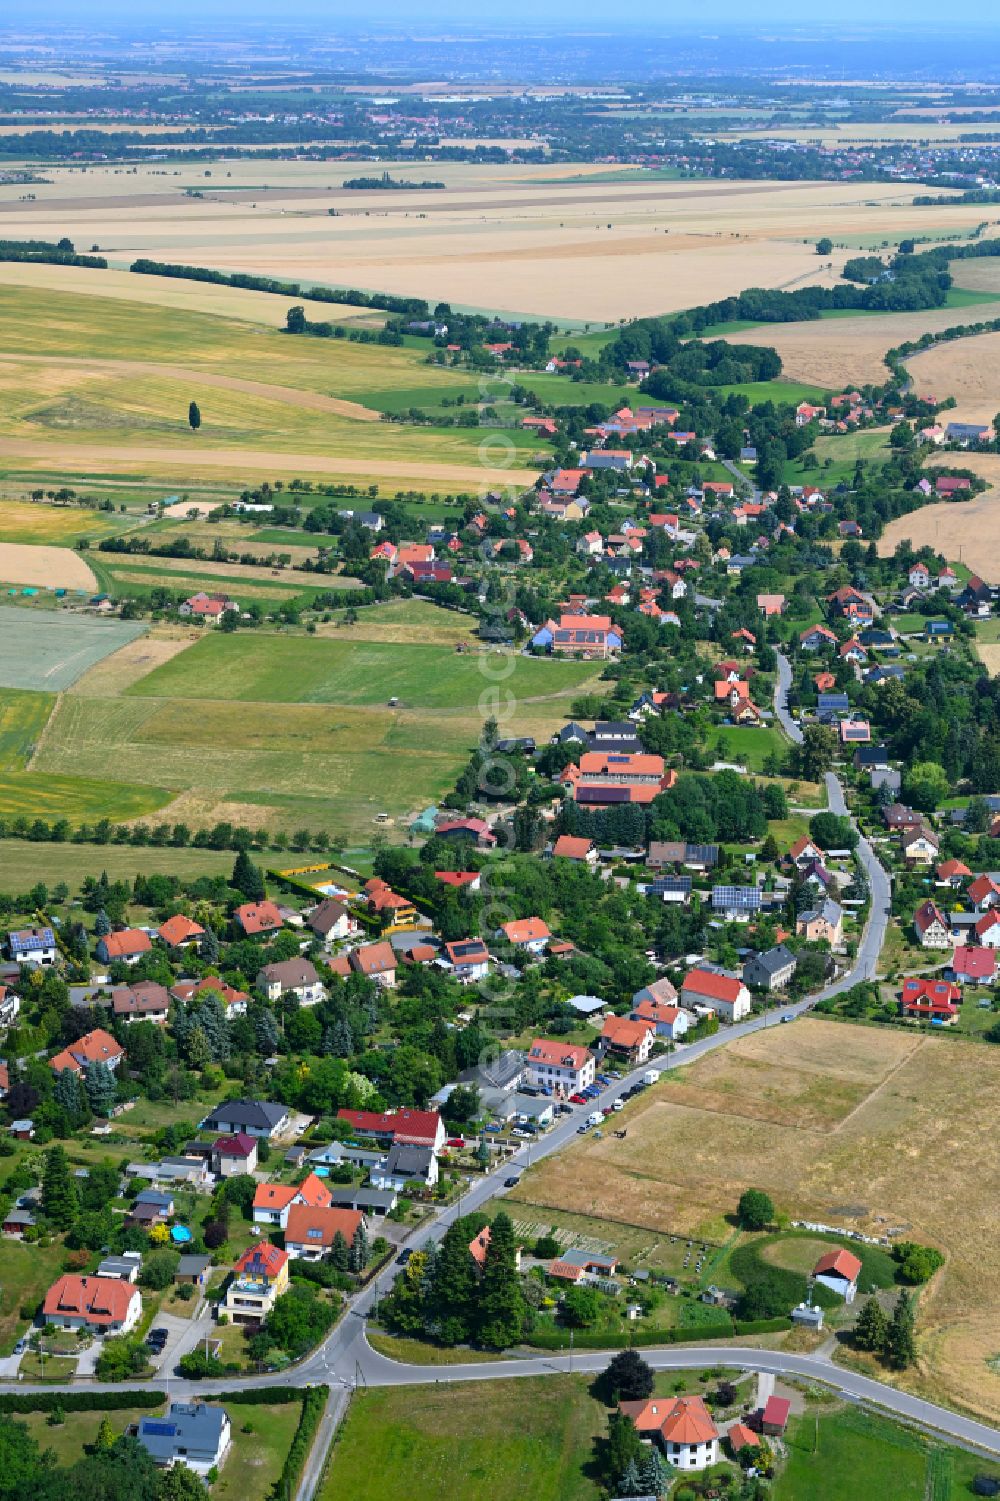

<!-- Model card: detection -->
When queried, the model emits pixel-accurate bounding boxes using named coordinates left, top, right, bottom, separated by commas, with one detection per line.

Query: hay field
left=0, top=497, right=128, bottom=547
left=903, top=330, right=1000, bottom=426
left=0, top=543, right=95, bottom=589
left=949, top=256, right=1000, bottom=296
left=879, top=456, right=1000, bottom=582
left=512, top=1017, right=1000, bottom=1423
left=0, top=157, right=978, bottom=321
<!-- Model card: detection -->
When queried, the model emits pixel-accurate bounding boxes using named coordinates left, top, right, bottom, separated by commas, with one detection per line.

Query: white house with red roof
left=96, top=927, right=152, bottom=966
left=812, top=1247, right=862, bottom=1303
left=900, top=978, right=961, bottom=1022
left=498, top=917, right=551, bottom=953
left=681, top=968, right=751, bottom=1022
left=914, top=900, right=951, bottom=950
left=950, top=945, right=996, bottom=984
left=50, top=1028, right=125, bottom=1077
left=599, top=1015, right=654, bottom=1064
left=620, top=1395, right=720, bottom=1471
left=252, top=1171, right=332, bottom=1229
left=525, top=1038, right=595, bottom=1094
left=43, top=1274, right=141, bottom=1335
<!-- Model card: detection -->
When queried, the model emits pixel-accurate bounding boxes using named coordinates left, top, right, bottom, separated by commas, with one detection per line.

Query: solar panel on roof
left=141, top=1422, right=178, bottom=1437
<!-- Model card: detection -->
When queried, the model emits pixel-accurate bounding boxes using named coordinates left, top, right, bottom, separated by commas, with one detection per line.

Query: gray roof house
left=370, top=1143, right=438, bottom=1190
left=330, top=1185, right=398, bottom=1217
left=201, top=1099, right=290, bottom=1140
left=135, top=1403, right=232, bottom=1474
left=743, top=944, right=797, bottom=993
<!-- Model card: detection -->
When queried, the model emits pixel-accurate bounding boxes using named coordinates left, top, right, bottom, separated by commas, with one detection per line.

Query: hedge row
left=0, top=1389, right=162, bottom=1413
left=523, top=1322, right=735, bottom=1351
left=733, top=1317, right=793, bottom=1336
left=275, top=1385, right=328, bottom=1499
left=202, top=1385, right=303, bottom=1406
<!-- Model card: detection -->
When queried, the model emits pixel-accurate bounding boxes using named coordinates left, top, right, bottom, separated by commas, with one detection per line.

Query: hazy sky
left=4, top=0, right=1000, bottom=26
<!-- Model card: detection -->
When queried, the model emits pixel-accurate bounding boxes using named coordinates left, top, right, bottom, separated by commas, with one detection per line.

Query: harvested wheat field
left=0, top=158, right=978, bottom=321
left=737, top=303, right=1000, bottom=389
left=950, top=256, right=1000, bottom=296
left=66, top=628, right=197, bottom=698
left=0, top=542, right=95, bottom=589
left=879, top=455, right=1000, bottom=582
left=903, top=331, right=1000, bottom=427
left=512, top=1017, right=1000, bottom=1424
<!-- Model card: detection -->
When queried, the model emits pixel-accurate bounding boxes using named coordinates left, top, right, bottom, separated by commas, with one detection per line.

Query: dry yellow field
left=737, top=303, right=1000, bottom=389
left=0, top=261, right=382, bottom=329
left=0, top=158, right=982, bottom=322
left=0, top=542, right=96, bottom=589
left=903, top=330, right=1000, bottom=426
left=950, top=256, right=1000, bottom=295
left=879, top=454, right=1000, bottom=581
left=512, top=1017, right=1000, bottom=1424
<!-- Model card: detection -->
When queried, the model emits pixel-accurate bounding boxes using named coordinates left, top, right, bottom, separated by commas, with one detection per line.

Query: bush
left=737, top=1189, right=774, bottom=1230
left=276, top=1388, right=328, bottom=1499
left=894, top=1242, right=945, bottom=1284
left=0, top=1390, right=162, bottom=1414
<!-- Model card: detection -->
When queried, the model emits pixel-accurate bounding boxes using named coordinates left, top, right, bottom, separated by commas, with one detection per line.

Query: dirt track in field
left=0, top=354, right=381, bottom=422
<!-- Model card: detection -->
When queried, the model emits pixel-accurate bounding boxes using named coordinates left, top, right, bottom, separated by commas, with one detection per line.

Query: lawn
left=126, top=633, right=599, bottom=711
left=0, top=1239, right=68, bottom=1355
left=785, top=427, right=891, bottom=486
left=212, top=1402, right=304, bottom=1501
left=713, top=725, right=787, bottom=772
left=322, top=1376, right=605, bottom=1501
left=19, top=1406, right=153, bottom=1464
left=774, top=1404, right=929, bottom=1501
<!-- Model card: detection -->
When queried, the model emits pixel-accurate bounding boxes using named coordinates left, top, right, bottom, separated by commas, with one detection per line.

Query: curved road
left=5, top=654, right=958, bottom=1488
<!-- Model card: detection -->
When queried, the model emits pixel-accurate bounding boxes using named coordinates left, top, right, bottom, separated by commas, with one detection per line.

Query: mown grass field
left=86, top=555, right=358, bottom=610
left=713, top=724, right=786, bottom=771
left=0, top=605, right=147, bottom=692
left=0, top=838, right=235, bottom=892
left=125, top=631, right=597, bottom=709
left=23, top=606, right=601, bottom=840
left=0, top=688, right=54, bottom=769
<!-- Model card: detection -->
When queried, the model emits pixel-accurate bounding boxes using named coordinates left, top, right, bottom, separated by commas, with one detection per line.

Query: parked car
left=612, top=1100, right=625, bottom=1112
left=504, top=1176, right=520, bottom=1188
left=781, top=1013, right=795, bottom=1024
left=569, top=1093, right=587, bottom=1105
left=396, top=1248, right=413, bottom=1265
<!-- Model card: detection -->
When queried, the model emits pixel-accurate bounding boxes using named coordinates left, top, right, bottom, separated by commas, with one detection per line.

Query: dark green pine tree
left=231, top=850, right=265, bottom=901
left=476, top=1212, right=526, bottom=1350
left=199, top=926, right=220, bottom=963
left=605, top=1411, right=643, bottom=1489
left=84, top=1059, right=117, bottom=1117
left=330, top=1231, right=350, bottom=1272
left=430, top=1219, right=479, bottom=1345
left=349, top=1222, right=369, bottom=1273
left=54, top=1066, right=87, bottom=1127
left=854, top=1296, right=889, bottom=1353
left=886, top=1290, right=916, bottom=1369
left=41, top=1143, right=78, bottom=1230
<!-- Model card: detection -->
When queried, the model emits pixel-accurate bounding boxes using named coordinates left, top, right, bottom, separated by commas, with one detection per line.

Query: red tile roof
left=236, top=900, right=283, bottom=936
left=50, top=1028, right=124, bottom=1076
left=158, top=914, right=205, bottom=946
left=601, top=1015, right=653, bottom=1050
left=336, top=1108, right=441, bottom=1146
left=214, top=1132, right=256, bottom=1159
left=813, top=1247, right=862, bottom=1283
left=285, top=1203, right=363, bottom=1249
left=682, top=968, right=744, bottom=1004
left=952, top=945, right=996, bottom=980
left=233, top=1241, right=288, bottom=1281
left=761, top=1396, right=791, bottom=1431
left=99, top=928, right=151, bottom=958
left=43, top=1274, right=137, bottom=1328
left=528, top=1038, right=591, bottom=1070
left=502, top=917, right=551, bottom=945
left=552, top=835, right=594, bottom=861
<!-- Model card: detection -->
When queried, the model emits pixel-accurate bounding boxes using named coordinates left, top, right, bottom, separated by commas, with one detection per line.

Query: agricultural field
left=737, top=297, right=1000, bottom=390
left=0, top=160, right=984, bottom=324
left=0, top=605, right=147, bottom=691
left=510, top=1017, right=1000, bottom=1426
left=0, top=282, right=539, bottom=495
left=879, top=456, right=1000, bottom=584
left=21, top=608, right=601, bottom=840
left=904, top=328, right=1000, bottom=427
left=0, top=497, right=132, bottom=547
left=0, top=542, right=96, bottom=589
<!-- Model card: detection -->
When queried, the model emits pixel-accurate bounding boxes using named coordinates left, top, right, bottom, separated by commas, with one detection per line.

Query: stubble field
left=510, top=1017, right=1000, bottom=1424
left=879, top=454, right=1000, bottom=582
